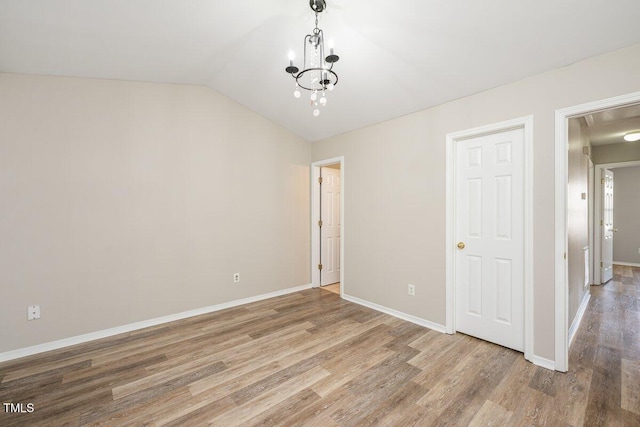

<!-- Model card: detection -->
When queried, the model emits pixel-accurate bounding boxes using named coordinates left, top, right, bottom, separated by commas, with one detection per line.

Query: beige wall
left=611, top=166, right=640, bottom=264
left=312, top=43, right=640, bottom=361
left=592, top=142, right=640, bottom=164
left=567, top=118, right=590, bottom=324
left=4, top=44, right=640, bottom=362
left=0, top=73, right=311, bottom=353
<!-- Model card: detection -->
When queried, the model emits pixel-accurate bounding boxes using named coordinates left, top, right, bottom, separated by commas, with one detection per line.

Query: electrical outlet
left=233, top=273, right=240, bottom=283
left=27, top=305, right=40, bottom=320
left=408, top=284, right=415, bottom=296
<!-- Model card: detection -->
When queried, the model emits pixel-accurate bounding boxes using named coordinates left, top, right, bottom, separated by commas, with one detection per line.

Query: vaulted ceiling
left=1, top=0, right=640, bottom=141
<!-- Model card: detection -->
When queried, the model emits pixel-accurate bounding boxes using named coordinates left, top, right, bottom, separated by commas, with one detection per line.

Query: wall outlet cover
left=27, top=305, right=41, bottom=320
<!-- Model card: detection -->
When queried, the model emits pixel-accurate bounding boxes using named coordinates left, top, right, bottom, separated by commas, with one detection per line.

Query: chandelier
left=285, top=0, right=339, bottom=117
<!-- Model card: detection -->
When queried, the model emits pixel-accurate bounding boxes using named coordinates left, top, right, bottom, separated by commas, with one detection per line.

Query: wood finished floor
left=1, top=266, right=639, bottom=426
left=321, top=282, right=340, bottom=295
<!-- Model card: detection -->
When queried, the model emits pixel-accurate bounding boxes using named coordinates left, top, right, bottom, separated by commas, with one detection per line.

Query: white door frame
left=593, top=160, right=640, bottom=284
left=311, top=157, right=345, bottom=294
left=554, top=90, right=640, bottom=372
left=445, top=115, right=534, bottom=363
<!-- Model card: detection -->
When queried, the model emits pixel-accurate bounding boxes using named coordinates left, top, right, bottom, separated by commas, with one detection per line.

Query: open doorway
left=567, top=105, right=640, bottom=285
left=311, top=157, right=344, bottom=296
left=593, top=160, right=640, bottom=275
left=555, top=92, right=640, bottom=371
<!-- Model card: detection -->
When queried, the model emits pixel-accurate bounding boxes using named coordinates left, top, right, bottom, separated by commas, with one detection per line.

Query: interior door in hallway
left=601, top=168, right=614, bottom=283
left=320, top=167, right=340, bottom=286
left=455, top=128, right=525, bottom=352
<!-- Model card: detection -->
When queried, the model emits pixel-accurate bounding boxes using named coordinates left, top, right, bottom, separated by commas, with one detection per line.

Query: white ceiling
left=584, top=104, right=640, bottom=146
left=1, top=0, right=640, bottom=141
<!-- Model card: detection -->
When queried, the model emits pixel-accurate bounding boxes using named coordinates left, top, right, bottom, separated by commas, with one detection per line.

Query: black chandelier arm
left=289, top=67, right=338, bottom=92
left=285, top=60, right=334, bottom=75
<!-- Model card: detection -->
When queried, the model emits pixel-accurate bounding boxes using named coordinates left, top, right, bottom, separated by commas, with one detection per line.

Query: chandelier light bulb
left=313, top=109, right=320, bottom=117
left=311, top=92, right=318, bottom=101
left=288, top=51, right=295, bottom=61
left=327, top=83, right=335, bottom=91
left=319, top=96, right=327, bottom=106
left=294, top=89, right=301, bottom=98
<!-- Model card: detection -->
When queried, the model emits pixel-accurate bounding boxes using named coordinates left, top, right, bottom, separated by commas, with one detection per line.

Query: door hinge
left=318, top=177, right=323, bottom=184
left=564, top=252, right=567, bottom=260
left=318, top=220, right=323, bottom=227
left=601, top=178, right=605, bottom=184
left=600, top=262, right=603, bottom=268
left=601, top=219, right=604, bottom=226
left=318, top=264, right=323, bottom=270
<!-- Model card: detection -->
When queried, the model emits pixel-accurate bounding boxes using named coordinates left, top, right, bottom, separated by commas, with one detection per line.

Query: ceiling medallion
left=285, top=0, right=340, bottom=117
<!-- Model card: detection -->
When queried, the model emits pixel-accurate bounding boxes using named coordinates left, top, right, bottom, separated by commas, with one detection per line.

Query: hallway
left=571, top=264, right=640, bottom=425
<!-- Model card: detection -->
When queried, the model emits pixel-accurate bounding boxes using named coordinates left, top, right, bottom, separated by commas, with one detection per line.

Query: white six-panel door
left=455, top=128, right=525, bottom=352
left=601, top=169, right=614, bottom=283
left=320, top=167, right=341, bottom=286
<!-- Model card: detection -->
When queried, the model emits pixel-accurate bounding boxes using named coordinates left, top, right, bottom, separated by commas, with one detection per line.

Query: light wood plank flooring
left=321, top=282, right=340, bottom=295
left=1, top=266, right=639, bottom=426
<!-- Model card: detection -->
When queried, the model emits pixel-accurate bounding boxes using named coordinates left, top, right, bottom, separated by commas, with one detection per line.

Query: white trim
left=614, top=261, right=640, bottom=268
left=554, top=108, right=569, bottom=372
left=568, top=292, right=591, bottom=346
left=523, top=117, right=534, bottom=364
left=531, top=355, right=556, bottom=371
left=555, top=91, right=640, bottom=372
left=342, top=293, right=446, bottom=333
left=588, top=161, right=595, bottom=286
left=595, top=160, right=640, bottom=169
left=0, top=283, right=312, bottom=363
left=311, top=157, right=345, bottom=296
left=584, top=246, right=590, bottom=289
left=445, top=115, right=534, bottom=363
left=445, top=133, right=455, bottom=334
left=594, top=166, right=603, bottom=284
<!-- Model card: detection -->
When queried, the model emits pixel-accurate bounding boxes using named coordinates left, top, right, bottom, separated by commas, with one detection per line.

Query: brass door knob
left=457, top=242, right=465, bottom=249
left=612, top=228, right=618, bottom=232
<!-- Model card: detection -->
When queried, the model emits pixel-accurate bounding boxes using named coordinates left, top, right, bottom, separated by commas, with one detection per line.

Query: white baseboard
left=340, top=293, right=562, bottom=371
left=568, top=292, right=591, bottom=347
left=1, top=284, right=564, bottom=373
left=341, top=293, right=446, bottom=333
left=0, top=283, right=312, bottom=363
left=531, top=355, right=555, bottom=371
left=341, top=293, right=564, bottom=371
left=613, top=261, right=640, bottom=268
